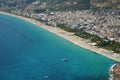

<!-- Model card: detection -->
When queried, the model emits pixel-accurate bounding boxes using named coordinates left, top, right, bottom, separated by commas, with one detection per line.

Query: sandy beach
left=1, top=12, right=120, bottom=62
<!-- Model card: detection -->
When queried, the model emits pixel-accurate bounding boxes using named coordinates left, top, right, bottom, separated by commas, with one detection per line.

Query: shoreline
left=1, top=12, right=120, bottom=62
left=109, top=64, right=117, bottom=80
left=109, top=63, right=120, bottom=80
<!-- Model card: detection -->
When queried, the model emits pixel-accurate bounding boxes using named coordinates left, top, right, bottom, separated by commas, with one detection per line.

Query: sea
left=0, top=14, right=116, bottom=80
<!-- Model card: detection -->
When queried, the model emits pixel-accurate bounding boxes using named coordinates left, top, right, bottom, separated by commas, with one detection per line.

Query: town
left=11, top=9, right=120, bottom=42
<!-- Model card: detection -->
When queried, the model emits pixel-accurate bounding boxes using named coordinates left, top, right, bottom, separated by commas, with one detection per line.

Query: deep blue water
left=0, top=14, right=116, bottom=80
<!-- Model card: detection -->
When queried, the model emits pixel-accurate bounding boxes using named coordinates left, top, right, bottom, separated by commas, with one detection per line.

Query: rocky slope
left=91, top=0, right=120, bottom=9
left=110, top=63, right=120, bottom=80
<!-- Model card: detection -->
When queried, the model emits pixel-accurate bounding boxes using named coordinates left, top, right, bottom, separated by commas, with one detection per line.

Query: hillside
left=91, top=0, right=120, bottom=9
left=0, top=0, right=91, bottom=11
left=0, top=0, right=119, bottom=12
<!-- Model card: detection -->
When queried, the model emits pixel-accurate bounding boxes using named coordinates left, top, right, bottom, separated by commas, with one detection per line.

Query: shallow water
left=0, top=14, right=116, bottom=80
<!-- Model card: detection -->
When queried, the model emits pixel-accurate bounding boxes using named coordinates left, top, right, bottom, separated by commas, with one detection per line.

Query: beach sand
left=1, top=12, right=120, bottom=62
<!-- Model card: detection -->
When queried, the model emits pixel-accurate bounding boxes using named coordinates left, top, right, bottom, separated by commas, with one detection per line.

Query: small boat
left=62, top=58, right=68, bottom=62
left=44, top=76, right=48, bottom=79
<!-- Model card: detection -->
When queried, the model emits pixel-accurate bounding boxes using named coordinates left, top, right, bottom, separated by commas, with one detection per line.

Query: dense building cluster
left=15, top=10, right=120, bottom=42
left=0, top=0, right=120, bottom=42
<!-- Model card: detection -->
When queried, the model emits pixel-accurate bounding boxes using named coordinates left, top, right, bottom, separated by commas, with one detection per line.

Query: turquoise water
left=0, top=14, right=116, bottom=80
